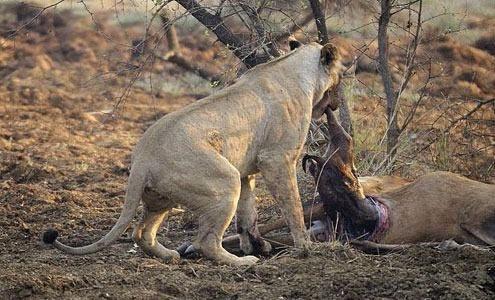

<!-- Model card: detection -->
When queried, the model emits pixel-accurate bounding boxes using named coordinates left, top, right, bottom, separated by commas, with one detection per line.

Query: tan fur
left=46, top=42, right=342, bottom=266
left=381, top=171, right=495, bottom=245
left=255, top=172, right=494, bottom=248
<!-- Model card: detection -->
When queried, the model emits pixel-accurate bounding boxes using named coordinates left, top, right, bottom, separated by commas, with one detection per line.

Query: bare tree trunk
left=308, top=0, right=329, bottom=44
left=378, top=0, right=400, bottom=160
left=307, top=0, right=353, bottom=136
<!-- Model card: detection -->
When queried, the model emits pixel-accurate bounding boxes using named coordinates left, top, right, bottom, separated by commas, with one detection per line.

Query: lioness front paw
left=238, top=255, right=259, bottom=266
left=216, top=253, right=259, bottom=266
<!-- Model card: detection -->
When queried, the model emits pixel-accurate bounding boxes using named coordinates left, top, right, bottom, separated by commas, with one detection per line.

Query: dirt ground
left=1, top=2, right=494, bottom=299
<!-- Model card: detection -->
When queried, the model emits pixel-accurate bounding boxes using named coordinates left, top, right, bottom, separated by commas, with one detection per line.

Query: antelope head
left=303, top=108, right=377, bottom=225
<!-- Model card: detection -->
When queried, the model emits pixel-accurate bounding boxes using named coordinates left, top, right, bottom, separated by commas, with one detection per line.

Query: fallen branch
left=155, top=51, right=220, bottom=83
left=260, top=201, right=326, bottom=235
left=350, top=239, right=491, bottom=254
left=223, top=231, right=491, bottom=254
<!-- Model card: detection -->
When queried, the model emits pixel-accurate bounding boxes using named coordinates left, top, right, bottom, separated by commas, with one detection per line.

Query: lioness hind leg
left=191, top=170, right=258, bottom=266
left=133, top=206, right=180, bottom=262
left=236, top=175, right=272, bottom=255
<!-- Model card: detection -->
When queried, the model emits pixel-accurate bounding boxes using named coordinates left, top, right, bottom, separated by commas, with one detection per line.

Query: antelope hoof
left=177, top=242, right=201, bottom=259
left=241, top=236, right=272, bottom=255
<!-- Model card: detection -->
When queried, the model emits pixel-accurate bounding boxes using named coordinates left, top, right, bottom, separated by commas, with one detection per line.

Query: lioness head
left=290, top=40, right=342, bottom=119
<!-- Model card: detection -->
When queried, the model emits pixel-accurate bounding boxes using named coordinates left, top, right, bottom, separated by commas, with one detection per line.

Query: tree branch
left=378, top=0, right=400, bottom=160
left=174, top=0, right=270, bottom=68
left=159, top=8, right=180, bottom=51
left=238, top=1, right=281, bottom=57
left=8, top=0, right=66, bottom=38
left=156, top=52, right=220, bottom=82
left=395, top=0, right=423, bottom=104
left=156, top=8, right=220, bottom=83
left=273, top=12, right=314, bottom=43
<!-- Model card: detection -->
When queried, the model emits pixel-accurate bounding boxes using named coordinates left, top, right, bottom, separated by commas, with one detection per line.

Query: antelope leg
left=222, top=201, right=325, bottom=249
left=223, top=232, right=294, bottom=253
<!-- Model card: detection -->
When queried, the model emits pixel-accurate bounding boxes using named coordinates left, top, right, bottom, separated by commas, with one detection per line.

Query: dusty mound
left=428, top=36, right=495, bottom=99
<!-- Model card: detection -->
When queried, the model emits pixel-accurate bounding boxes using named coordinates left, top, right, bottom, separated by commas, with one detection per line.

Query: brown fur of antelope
left=302, top=108, right=495, bottom=248
left=250, top=175, right=409, bottom=237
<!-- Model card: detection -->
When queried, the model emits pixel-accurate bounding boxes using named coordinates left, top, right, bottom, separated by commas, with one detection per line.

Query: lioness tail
left=42, top=166, right=147, bottom=255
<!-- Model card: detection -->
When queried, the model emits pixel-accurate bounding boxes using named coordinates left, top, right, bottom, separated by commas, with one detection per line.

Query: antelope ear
left=320, top=43, right=340, bottom=66
left=289, top=38, right=302, bottom=50
left=302, top=154, right=322, bottom=178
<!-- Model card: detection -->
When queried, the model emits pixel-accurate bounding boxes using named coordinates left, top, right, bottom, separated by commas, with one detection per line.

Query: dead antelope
left=301, top=108, right=495, bottom=248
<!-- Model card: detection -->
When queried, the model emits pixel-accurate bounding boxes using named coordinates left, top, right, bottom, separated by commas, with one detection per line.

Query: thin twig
left=418, top=98, right=495, bottom=153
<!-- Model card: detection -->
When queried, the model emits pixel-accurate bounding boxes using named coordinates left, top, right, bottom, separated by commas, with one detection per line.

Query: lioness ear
left=289, top=39, right=302, bottom=51
left=320, top=43, right=340, bottom=66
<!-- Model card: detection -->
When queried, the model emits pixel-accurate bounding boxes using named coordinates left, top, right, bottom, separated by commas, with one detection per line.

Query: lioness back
left=134, top=44, right=325, bottom=176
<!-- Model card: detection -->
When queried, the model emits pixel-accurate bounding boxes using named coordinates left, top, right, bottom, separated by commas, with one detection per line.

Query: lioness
left=43, top=41, right=342, bottom=266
